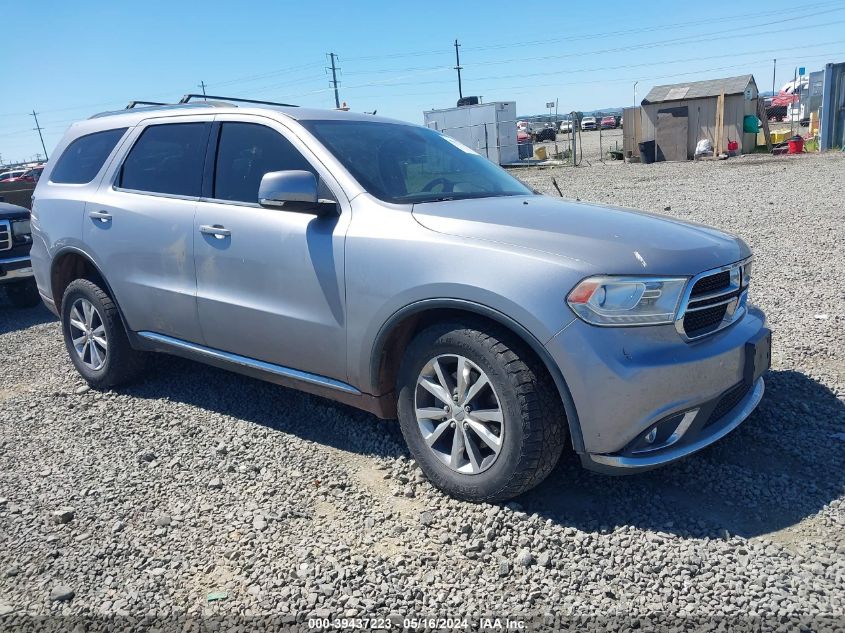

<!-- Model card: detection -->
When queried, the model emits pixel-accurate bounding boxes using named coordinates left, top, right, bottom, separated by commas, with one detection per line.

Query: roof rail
left=125, top=100, right=168, bottom=109
left=178, top=93, right=298, bottom=108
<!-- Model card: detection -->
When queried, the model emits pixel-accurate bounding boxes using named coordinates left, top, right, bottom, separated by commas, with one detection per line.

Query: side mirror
left=258, top=170, right=335, bottom=214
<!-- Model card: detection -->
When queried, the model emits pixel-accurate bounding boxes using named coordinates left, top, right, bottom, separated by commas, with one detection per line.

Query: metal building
left=820, top=61, right=845, bottom=151
left=640, top=75, right=759, bottom=160
left=423, top=102, right=518, bottom=165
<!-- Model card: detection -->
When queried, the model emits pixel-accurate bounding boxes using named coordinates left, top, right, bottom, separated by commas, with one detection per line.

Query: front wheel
left=396, top=322, right=567, bottom=502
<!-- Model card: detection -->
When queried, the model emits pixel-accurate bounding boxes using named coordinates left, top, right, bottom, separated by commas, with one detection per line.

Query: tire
left=396, top=321, right=567, bottom=502
left=60, top=279, right=147, bottom=389
left=5, top=278, right=40, bottom=308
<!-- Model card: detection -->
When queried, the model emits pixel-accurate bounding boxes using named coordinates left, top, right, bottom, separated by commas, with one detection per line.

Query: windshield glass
left=300, top=120, right=533, bottom=204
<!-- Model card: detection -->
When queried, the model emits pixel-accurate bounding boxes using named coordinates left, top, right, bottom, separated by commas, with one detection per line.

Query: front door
left=655, top=106, right=689, bottom=162
left=193, top=117, right=349, bottom=381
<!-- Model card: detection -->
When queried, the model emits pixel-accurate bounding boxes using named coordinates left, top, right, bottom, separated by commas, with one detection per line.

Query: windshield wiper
left=406, top=192, right=515, bottom=204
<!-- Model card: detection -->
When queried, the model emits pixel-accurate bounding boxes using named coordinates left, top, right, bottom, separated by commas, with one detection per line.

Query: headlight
left=11, top=219, right=31, bottom=238
left=567, top=275, right=688, bottom=326
left=741, top=258, right=752, bottom=288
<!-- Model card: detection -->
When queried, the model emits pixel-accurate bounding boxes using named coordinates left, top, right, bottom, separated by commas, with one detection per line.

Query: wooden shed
left=640, top=74, right=759, bottom=160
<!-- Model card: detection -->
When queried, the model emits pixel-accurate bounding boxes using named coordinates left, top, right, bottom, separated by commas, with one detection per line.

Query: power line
left=463, top=12, right=845, bottom=70
left=309, top=6, right=842, bottom=89
left=300, top=42, right=841, bottom=95
left=339, top=0, right=841, bottom=62
left=463, top=0, right=843, bottom=53
left=210, top=62, right=324, bottom=89
left=0, top=0, right=837, bottom=123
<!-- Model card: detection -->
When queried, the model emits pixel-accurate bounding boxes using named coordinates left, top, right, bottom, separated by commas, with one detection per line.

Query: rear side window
left=119, top=123, right=209, bottom=197
left=213, top=122, right=317, bottom=204
left=50, top=128, right=127, bottom=184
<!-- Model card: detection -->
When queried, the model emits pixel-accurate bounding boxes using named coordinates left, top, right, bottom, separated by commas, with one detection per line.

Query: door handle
left=199, top=224, right=231, bottom=239
left=89, top=210, right=112, bottom=223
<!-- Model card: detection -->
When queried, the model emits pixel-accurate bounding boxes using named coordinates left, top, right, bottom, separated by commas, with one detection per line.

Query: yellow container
left=533, top=146, right=548, bottom=160
left=771, top=130, right=790, bottom=144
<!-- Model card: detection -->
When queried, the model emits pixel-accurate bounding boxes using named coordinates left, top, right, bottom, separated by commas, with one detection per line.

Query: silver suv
left=30, top=99, right=770, bottom=501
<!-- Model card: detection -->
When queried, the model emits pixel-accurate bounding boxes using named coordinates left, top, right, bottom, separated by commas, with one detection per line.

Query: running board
left=136, top=331, right=361, bottom=395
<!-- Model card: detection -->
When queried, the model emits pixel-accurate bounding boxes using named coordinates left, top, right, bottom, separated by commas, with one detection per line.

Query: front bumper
left=582, top=377, right=764, bottom=472
left=0, top=255, right=33, bottom=283
left=545, top=304, right=769, bottom=471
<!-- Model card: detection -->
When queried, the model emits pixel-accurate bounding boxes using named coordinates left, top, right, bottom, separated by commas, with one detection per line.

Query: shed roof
left=642, top=74, right=755, bottom=105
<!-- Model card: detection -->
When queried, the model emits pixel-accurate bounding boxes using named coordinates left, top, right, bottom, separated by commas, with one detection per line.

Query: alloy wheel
left=414, top=354, right=504, bottom=474
left=68, top=298, right=108, bottom=371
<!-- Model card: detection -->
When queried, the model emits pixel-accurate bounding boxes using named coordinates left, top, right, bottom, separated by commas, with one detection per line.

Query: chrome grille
left=675, top=259, right=750, bottom=341
left=690, top=271, right=730, bottom=297
left=0, top=220, right=11, bottom=252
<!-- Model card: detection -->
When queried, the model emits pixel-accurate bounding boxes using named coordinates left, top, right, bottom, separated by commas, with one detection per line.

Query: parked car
left=31, top=101, right=769, bottom=502
left=0, top=170, right=28, bottom=182
left=4, top=165, right=44, bottom=183
left=0, top=202, right=39, bottom=307
left=533, top=124, right=556, bottom=142
left=600, top=116, right=617, bottom=130
left=581, top=116, right=597, bottom=131
left=559, top=120, right=573, bottom=133
left=21, top=166, right=44, bottom=183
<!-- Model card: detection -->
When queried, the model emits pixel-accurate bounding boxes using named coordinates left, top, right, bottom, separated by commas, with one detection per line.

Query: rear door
left=193, top=115, right=350, bottom=381
left=84, top=117, right=212, bottom=342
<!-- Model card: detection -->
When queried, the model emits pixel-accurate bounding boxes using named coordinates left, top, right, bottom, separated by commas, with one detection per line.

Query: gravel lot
left=1, top=152, right=843, bottom=631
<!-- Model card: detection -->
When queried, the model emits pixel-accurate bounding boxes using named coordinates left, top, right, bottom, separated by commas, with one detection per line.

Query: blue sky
left=2, top=0, right=843, bottom=163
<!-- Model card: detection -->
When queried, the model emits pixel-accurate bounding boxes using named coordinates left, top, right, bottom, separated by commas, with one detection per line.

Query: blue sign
left=799, top=67, right=806, bottom=76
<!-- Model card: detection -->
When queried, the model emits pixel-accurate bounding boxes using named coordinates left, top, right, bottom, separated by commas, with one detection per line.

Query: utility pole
left=791, top=66, right=797, bottom=135
left=328, top=53, right=341, bottom=109
left=454, top=39, right=463, bottom=100
left=31, top=110, right=48, bottom=161
left=633, top=81, right=638, bottom=107
left=199, top=80, right=207, bottom=99
left=771, top=59, right=776, bottom=95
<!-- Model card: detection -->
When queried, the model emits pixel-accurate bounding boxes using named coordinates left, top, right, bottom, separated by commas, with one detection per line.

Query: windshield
left=300, top=120, right=533, bottom=204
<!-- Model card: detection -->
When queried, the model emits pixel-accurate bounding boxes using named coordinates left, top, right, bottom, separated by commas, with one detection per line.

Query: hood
left=412, top=195, right=749, bottom=276
left=0, top=202, right=30, bottom=220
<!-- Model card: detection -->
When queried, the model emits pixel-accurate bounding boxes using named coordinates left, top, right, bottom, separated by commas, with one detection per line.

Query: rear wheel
left=61, top=279, right=147, bottom=388
left=5, top=279, right=40, bottom=308
left=396, top=321, right=567, bottom=502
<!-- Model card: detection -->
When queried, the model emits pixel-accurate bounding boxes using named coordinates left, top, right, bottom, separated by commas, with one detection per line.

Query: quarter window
left=213, top=122, right=317, bottom=204
left=50, top=128, right=127, bottom=184
left=119, top=123, right=209, bottom=197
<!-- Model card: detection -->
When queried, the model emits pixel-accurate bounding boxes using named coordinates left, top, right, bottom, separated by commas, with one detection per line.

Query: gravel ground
left=1, top=152, right=843, bottom=632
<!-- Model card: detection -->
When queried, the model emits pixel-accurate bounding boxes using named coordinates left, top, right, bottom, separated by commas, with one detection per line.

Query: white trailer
left=423, top=101, right=518, bottom=165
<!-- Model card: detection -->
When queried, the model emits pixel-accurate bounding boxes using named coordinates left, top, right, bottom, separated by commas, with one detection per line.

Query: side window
left=119, top=122, right=209, bottom=197
left=213, top=122, right=318, bottom=204
left=50, top=128, right=127, bottom=184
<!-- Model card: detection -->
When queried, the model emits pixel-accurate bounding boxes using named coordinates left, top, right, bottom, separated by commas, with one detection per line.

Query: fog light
left=644, top=428, right=657, bottom=444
